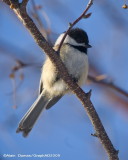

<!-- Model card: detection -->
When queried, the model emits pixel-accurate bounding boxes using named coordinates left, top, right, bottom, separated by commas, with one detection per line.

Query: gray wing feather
left=16, top=91, right=63, bottom=137
left=16, top=91, right=50, bottom=137
left=39, top=78, right=43, bottom=95
left=46, top=96, right=62, bottom=109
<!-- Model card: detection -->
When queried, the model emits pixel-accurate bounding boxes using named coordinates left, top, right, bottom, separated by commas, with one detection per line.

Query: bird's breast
left=61, top=46, right=88, bottom=86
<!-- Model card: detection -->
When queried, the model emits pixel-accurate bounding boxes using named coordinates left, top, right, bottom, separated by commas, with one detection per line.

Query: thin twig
left=2, top=0, right=11, bottom=5
left=2, top=0, right=119, bottom=160
left=88, top=75, right=128, bottom=97
left=21, top=0, right=29, bottom=6
left=30, top=0, right=51, bottom=41
left=31, top=0, right=44, bottom=28
left=57, top=0, right=93, bottom=53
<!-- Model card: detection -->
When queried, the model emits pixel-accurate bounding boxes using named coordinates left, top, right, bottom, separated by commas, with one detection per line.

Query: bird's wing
left=45, top=95, right=62, bottom=110
left=16, top=91, right=50, bottom=137
left=39, top=78, right=43, bottom=95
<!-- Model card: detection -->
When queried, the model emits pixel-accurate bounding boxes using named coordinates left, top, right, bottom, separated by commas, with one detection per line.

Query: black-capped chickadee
left=16, top=28, right=92, bottom=137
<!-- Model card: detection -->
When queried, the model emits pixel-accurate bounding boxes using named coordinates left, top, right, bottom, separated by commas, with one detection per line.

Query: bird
left=16, top=28, right=92, bottom=137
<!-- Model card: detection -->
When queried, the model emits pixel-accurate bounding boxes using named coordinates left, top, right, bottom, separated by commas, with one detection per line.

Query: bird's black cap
left=67, top=28, right=91, bottom=47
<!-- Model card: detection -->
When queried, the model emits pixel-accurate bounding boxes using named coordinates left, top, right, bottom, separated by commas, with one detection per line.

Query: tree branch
left=2, top=0, right=119, bottom=159
left=88, top=75, right=128, bottom=97
left=2, top=0, right=11, bottom=5
left=21, top=0, right=29, bottom=6
left=57, top=0, right=93, bottom=53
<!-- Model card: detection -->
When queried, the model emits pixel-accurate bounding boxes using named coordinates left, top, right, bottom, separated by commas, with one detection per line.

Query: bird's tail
left=16, top=91, right=62, bottom=137
left=16, top=91, right=49, bottom=137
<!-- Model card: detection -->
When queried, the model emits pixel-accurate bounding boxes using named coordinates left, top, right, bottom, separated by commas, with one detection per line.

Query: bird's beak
left=85, top=44, right=92, bottom=48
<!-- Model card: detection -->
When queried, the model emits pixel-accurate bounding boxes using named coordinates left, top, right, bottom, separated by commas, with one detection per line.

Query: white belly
left=42, top=46, right=88, bottom=97
left=63, top=46, right=88, bottom=86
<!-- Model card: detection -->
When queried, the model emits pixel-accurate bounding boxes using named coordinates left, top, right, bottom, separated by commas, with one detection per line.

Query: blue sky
left=0, top=0, right=128, bottom=160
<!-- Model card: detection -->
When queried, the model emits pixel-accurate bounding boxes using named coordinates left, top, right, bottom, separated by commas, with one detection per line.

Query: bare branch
left=88, top=75, right=128, bottom=98
left=57, top=0, right=93, bottom=53
left=2, top=0, right=11, bottom=5
left=21, top=0, right=29, bottom=7
left=2, top=0, right=119, bottom=160
left=30, top=0, right=48, bottom=40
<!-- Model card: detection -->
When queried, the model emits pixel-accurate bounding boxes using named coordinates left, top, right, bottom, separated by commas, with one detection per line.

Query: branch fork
left=2, top=0, right=119, bottom=159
